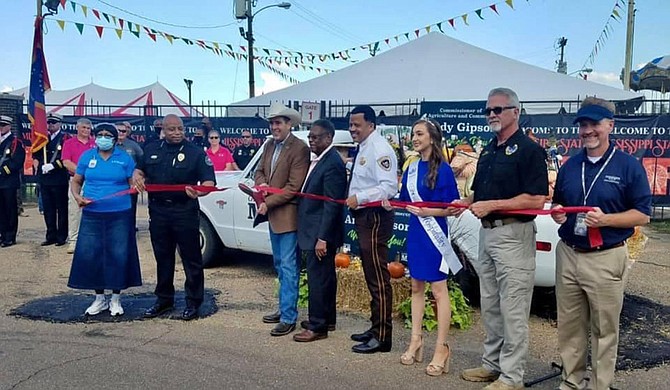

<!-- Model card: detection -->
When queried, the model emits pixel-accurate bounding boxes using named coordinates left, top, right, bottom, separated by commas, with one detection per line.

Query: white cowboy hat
left=266, top=102, right=301, bottom=125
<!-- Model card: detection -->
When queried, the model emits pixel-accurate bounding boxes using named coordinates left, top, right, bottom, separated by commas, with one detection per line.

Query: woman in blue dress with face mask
left=67, top=123, right=142, bottom=317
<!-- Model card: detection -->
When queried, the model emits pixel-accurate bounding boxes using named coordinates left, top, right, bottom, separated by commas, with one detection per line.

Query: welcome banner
left=421, top=101, right=670, bottom=202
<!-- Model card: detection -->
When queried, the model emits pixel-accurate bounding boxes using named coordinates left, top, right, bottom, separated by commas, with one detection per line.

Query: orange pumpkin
left=388, top=261, right=405, bottom=279
left=335, top=252, right=351, bottom=268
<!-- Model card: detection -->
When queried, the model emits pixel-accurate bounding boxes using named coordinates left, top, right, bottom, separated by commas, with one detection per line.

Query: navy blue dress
left=400, top=160, right=460, bottom=282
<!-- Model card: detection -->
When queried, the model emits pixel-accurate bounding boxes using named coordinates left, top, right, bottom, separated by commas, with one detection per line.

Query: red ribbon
left=257, top=185, right=603, bottom=248
left=87, top=184, right=227, bottom=203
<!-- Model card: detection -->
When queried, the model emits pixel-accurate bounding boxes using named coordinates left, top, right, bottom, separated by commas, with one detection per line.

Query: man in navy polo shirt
left=551, top=97, right=651, bottom=390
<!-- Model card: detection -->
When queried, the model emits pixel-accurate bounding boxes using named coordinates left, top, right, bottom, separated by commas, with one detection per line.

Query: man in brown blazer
left=255, top=102, right=310, bottom=336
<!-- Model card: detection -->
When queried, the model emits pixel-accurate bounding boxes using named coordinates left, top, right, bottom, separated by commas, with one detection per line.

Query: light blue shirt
left=76, top=147, right=135, bottom=212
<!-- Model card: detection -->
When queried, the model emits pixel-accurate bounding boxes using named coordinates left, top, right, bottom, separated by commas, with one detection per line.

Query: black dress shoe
left=352, top=337, right=392, bottom=354
left=181, top=306, right=199, bottom=321
left=144, top=302, right=174, bottom=318
left=40, top=240, right=56, bottom=246
left=270, top=322, right=296, bottom=336
left=1, top=241, right=16, bottom=248
left=262, top=311, right=281, bottom=324
left=350, top=330, right=374, bottom=342
left=300, top=320, right=336, bottom=332
left=55, top=241, right=67, bottom=247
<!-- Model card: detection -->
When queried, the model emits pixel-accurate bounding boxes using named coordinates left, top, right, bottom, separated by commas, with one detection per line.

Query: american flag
left=28, top=16, right=51, bottom=153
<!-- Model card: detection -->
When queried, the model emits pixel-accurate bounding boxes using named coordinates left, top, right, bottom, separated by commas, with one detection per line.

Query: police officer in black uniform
left=33, top=113, right=70, bottom=246
left=142, top=118, right=163, bottom=149
left=0, top=115, right=25, bottom=248
left=133, top=114, right=216, bottom=321
left=233, top=129, right=257, bottom=170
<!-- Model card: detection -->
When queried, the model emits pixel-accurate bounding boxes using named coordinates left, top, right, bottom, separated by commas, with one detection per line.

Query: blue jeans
left=269, top=227, right=299, bottom=324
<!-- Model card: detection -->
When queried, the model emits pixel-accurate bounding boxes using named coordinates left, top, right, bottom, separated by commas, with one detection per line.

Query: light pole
left=240, top=1, right=291, bottom=98
left=183, top=79, right=193, bottom=106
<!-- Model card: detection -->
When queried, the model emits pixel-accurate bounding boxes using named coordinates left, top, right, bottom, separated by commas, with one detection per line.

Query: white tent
left=233, top=33, right=642, bottom=113
left=14, top=82, right=200, bottom=117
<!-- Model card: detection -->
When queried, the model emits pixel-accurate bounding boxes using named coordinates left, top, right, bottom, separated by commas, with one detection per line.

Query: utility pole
left=556, top=37, right=568, bottom=74
left=623, top=0, right=636, bottom=90
left=36, top=0, right=41, bottom=17
left=246, top=0, right=255, bottom=98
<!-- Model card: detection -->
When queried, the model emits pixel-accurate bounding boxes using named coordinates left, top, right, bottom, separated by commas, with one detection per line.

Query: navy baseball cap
left=573, top=105, right=614, bottom=124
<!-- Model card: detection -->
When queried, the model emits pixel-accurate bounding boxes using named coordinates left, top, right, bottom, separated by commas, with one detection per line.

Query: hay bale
left=627, top=226, right=648, bottom=260
left=336, top=266, right=411, bottom=317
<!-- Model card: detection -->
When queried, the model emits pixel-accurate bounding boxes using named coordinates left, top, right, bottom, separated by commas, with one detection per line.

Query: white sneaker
left=66, top=243, right=76, bottom=254
left=109, top=297, right=124, bottom=316
left=85, top=297, right=109, bottom=316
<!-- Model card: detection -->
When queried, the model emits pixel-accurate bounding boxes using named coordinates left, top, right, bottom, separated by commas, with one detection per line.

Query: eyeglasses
left=96, top=134, right=114, bottom=139
left=307, top=133, right=327, bottom=140
left=484, top=106, right=516, bottom=116
left=209, top=136, right=219, bottom=139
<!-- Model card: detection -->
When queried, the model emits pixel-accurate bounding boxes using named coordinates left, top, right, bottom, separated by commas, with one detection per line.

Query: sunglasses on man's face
left=209, top=136, right=219, bottom=139
left=484, top=106, right=516, bottom=116
left=242, top=135, right=252, bottom=138
left=118, top=129, right=128, bottom=133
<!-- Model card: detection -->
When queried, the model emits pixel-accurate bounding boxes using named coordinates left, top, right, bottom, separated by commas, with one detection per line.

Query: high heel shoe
left=426, top=342, right=451, bottom=376
left=400, top=333, right=424, bottom=365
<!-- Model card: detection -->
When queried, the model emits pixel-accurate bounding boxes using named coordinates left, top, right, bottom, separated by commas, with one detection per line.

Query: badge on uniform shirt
left=88, top=159, right=97, bottom=169
left=250, top=149, right=255, bottom=156
left=150, top=154, right=158, bottom=160
left=505, top=144, right=518, bottom=155
left=205, top=156, right=214, bottom=166
left=378, top=156, right=392, bottom=171
left=4, top=148, right=9, bottom=155
left=574, top=212, right=588, bottom=237
left=359, top=157, right=367, bottom=166
left=57, top=144, right=62, bottom=151
left=177, top=153, right=185, bottom=162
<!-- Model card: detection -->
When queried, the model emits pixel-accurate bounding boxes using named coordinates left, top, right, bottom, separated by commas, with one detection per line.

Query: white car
left=197, top=130, right=560, bottom=288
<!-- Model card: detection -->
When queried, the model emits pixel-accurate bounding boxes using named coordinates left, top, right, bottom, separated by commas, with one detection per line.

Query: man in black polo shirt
left=551, top=97, right=651, bottom=390
left=453, top=88, right=548, bottom=390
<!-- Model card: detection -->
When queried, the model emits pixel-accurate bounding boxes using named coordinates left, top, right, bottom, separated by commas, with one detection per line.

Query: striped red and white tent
left=15, top=81, right=201, bottom=117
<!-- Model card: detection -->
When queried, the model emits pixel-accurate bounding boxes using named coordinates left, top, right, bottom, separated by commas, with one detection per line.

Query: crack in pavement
left=9, top=351, right=106, bottom=389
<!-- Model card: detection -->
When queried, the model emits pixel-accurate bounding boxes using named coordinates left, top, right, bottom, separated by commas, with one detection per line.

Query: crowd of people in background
left=0, top=89, right=652, bottom=390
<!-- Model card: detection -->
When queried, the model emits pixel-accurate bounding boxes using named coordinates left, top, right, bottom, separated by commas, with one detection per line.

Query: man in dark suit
left=255, top=103, right=310, bottom=336
left=293, top=119, right=347, bottom=342
left=33, top=113, right=70, bottom=246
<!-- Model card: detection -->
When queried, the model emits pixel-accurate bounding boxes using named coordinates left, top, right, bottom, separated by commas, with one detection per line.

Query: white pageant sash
left=406, top=160, right=463, bottom=275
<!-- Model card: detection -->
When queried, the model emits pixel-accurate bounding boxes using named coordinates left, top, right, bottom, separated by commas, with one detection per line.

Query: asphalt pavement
left=1, top=206, right=668, bottom=389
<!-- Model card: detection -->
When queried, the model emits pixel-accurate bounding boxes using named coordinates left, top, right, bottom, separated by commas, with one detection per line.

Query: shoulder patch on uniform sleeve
left=205, top=155, right=214, bottom=166
left=378, top=156, right=392, bottom=171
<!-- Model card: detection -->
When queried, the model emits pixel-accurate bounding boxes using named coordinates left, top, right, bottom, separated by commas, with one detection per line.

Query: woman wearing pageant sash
left=394, top=118, right=461, bottom=376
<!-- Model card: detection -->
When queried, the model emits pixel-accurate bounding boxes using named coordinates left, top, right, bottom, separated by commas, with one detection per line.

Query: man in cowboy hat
left=0, top=115, right=25, bottom=247
left=255, top=102, right=310, bottom=336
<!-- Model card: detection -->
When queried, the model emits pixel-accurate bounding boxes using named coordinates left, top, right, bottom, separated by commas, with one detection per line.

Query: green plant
left=396, top=280, right=473, bottom=331
left=297, top=272, right=309, bottom=308
left=650, top=219, right=670, bottom=234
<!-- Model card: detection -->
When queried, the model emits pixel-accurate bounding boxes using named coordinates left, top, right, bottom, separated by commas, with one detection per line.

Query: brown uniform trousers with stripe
left=353, top=207, right=395, bottom=343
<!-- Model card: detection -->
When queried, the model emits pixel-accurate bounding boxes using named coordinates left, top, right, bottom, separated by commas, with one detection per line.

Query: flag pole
left=36, top=0, right=47, bottom=162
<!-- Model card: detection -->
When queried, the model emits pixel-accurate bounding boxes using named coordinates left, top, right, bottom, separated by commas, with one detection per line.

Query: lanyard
left=581, top=149, right=615, bottom=205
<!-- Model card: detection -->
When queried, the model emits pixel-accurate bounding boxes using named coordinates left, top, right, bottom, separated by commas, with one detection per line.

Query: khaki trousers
left=68, top=182, right=82, bottom=244
left=556, top=240, right=630, bottom=390
left=471, top=221, right=536, bottom=387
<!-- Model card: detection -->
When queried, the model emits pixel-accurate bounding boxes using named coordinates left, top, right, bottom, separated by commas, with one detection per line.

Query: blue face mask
left=96, top=136, right=115, bottom=151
